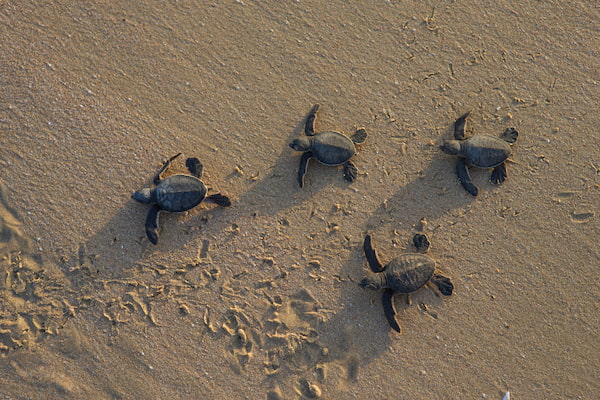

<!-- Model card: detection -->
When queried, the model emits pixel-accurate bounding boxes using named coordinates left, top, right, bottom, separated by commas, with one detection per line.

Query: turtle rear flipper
left=351, top=128, right=368, bottom=144
left=413, top=233, right=430, bottom=254
left=206, top=193, right=231, bottom=207
left=363, top=235, right=384, bottom=273
left=490, top=163, right=507, bottom=184
left=343, top=161, right=358, bottom=182
left=501, top=127, right=518, bottom=143
left=382, top=289, right=401, bottom=333
left=456, top=159, right=478, bottom=196
left=454, top=111, right=471, bottom=140
left=431, top=274, right=453, bottom=296
left=304, top=104, right=320, bottom=136
left=297, top=151, right=313, bottom=188
left=154, top=153, right=182, bottom=184
left=185, top=157, right=203, bottom=178
left=145, top=204, right=162, bottom=245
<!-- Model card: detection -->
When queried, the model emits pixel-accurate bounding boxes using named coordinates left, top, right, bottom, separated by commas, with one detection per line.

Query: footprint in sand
left=263, top=289, right=360, bottom=398
left=222, top=307, right=258, bottom=374
left=0, top=184, right=67, bottom=353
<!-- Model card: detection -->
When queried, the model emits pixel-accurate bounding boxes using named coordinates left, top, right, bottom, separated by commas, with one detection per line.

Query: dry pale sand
left=1, top=1, right=598, bottom=399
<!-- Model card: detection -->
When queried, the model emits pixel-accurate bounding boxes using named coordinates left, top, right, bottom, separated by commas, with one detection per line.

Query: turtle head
left=289, top=136, right=312, bottom=152
left=132, top=187, right=156, bottom=204
left=359, top=273, right=386, bottom=291
left=439, top=140, right=461, bottom=155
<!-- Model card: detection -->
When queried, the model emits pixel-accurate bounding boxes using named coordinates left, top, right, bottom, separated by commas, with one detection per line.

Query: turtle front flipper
left=490, top=163, right=507, bottom=184
left=343, top=161, right=358, bottom=182
left=501, top=127, right=518, bottom=143
left=431, top=274, right=453, bottom=296
left=351, top=128, right=368, bottom=144
left=206, top=193, right=231, bottom=207
left=304, top=104, right=320, bottom=136
left=363, top=235, right=384, bottom=273
left=382, top=289, right=401, bottom=333
left=145, top=204, right=162, bottom=245
left=297, top=151, right=313, bottom=188
left=456, top=158, right=478, bottom=196
left=185, top=157, right=204, bottom=178
left=454, top=111, right=471, bottom=140
left=153, top=153, right=182, bottom=184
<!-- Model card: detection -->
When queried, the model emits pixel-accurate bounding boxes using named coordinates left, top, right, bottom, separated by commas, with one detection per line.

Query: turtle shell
left=462, top=135, right=511, bottom=168
left=384, top=253, right=436, bottom=294
left=312, top=131, right=356, bottom=165
left=155, top=174, right=207, bottom=212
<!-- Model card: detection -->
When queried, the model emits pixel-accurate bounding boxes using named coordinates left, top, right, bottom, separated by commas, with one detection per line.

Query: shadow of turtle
left=228, top=113, right=371, bottom=221
left=258, top=250, right=395, bottom=396
left=259, top=231, right=457, bottom=397
left=151, top=108, right=367, bottom=253
left=55, top=169, right=241, bottom=289
left=256, top=119, right=480, bottom=395
left=64, top=106, right=370, bottom=283
left=271, top=132, right=481, bottom=390
left=368, top=107, right=518, bottom=236
left=365, top=158, right=474, bottom=233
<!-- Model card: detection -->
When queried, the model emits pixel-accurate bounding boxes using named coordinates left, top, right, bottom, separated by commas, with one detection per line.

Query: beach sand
left=1, top=1, right=598, bottom=398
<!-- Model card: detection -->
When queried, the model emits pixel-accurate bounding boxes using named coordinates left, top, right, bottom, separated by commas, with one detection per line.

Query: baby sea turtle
left=359, top=233, right=453, bottom=333
left=440, top=111, right=518, bottom=196
left=289, top=104, right=367, bottom=187
left=132, top=153, right=231, bottom=245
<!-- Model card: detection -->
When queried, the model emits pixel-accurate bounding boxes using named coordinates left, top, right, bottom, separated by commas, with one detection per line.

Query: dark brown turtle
left=132, top=153, right=231, bottom=245
left=440, top=111, right=518, bottom=196
left=289, top=104, right=367, bottom=187
left=359, top=233, right=453, bottom=333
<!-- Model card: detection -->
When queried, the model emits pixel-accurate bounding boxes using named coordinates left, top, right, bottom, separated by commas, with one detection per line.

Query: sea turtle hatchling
left=132, top=153, right=231, bottom=245
left=289, top=104, right=367, bottom=187
left=359, top=233, right=453, bottom=333
left=440, top=111, right=518, bottom=196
